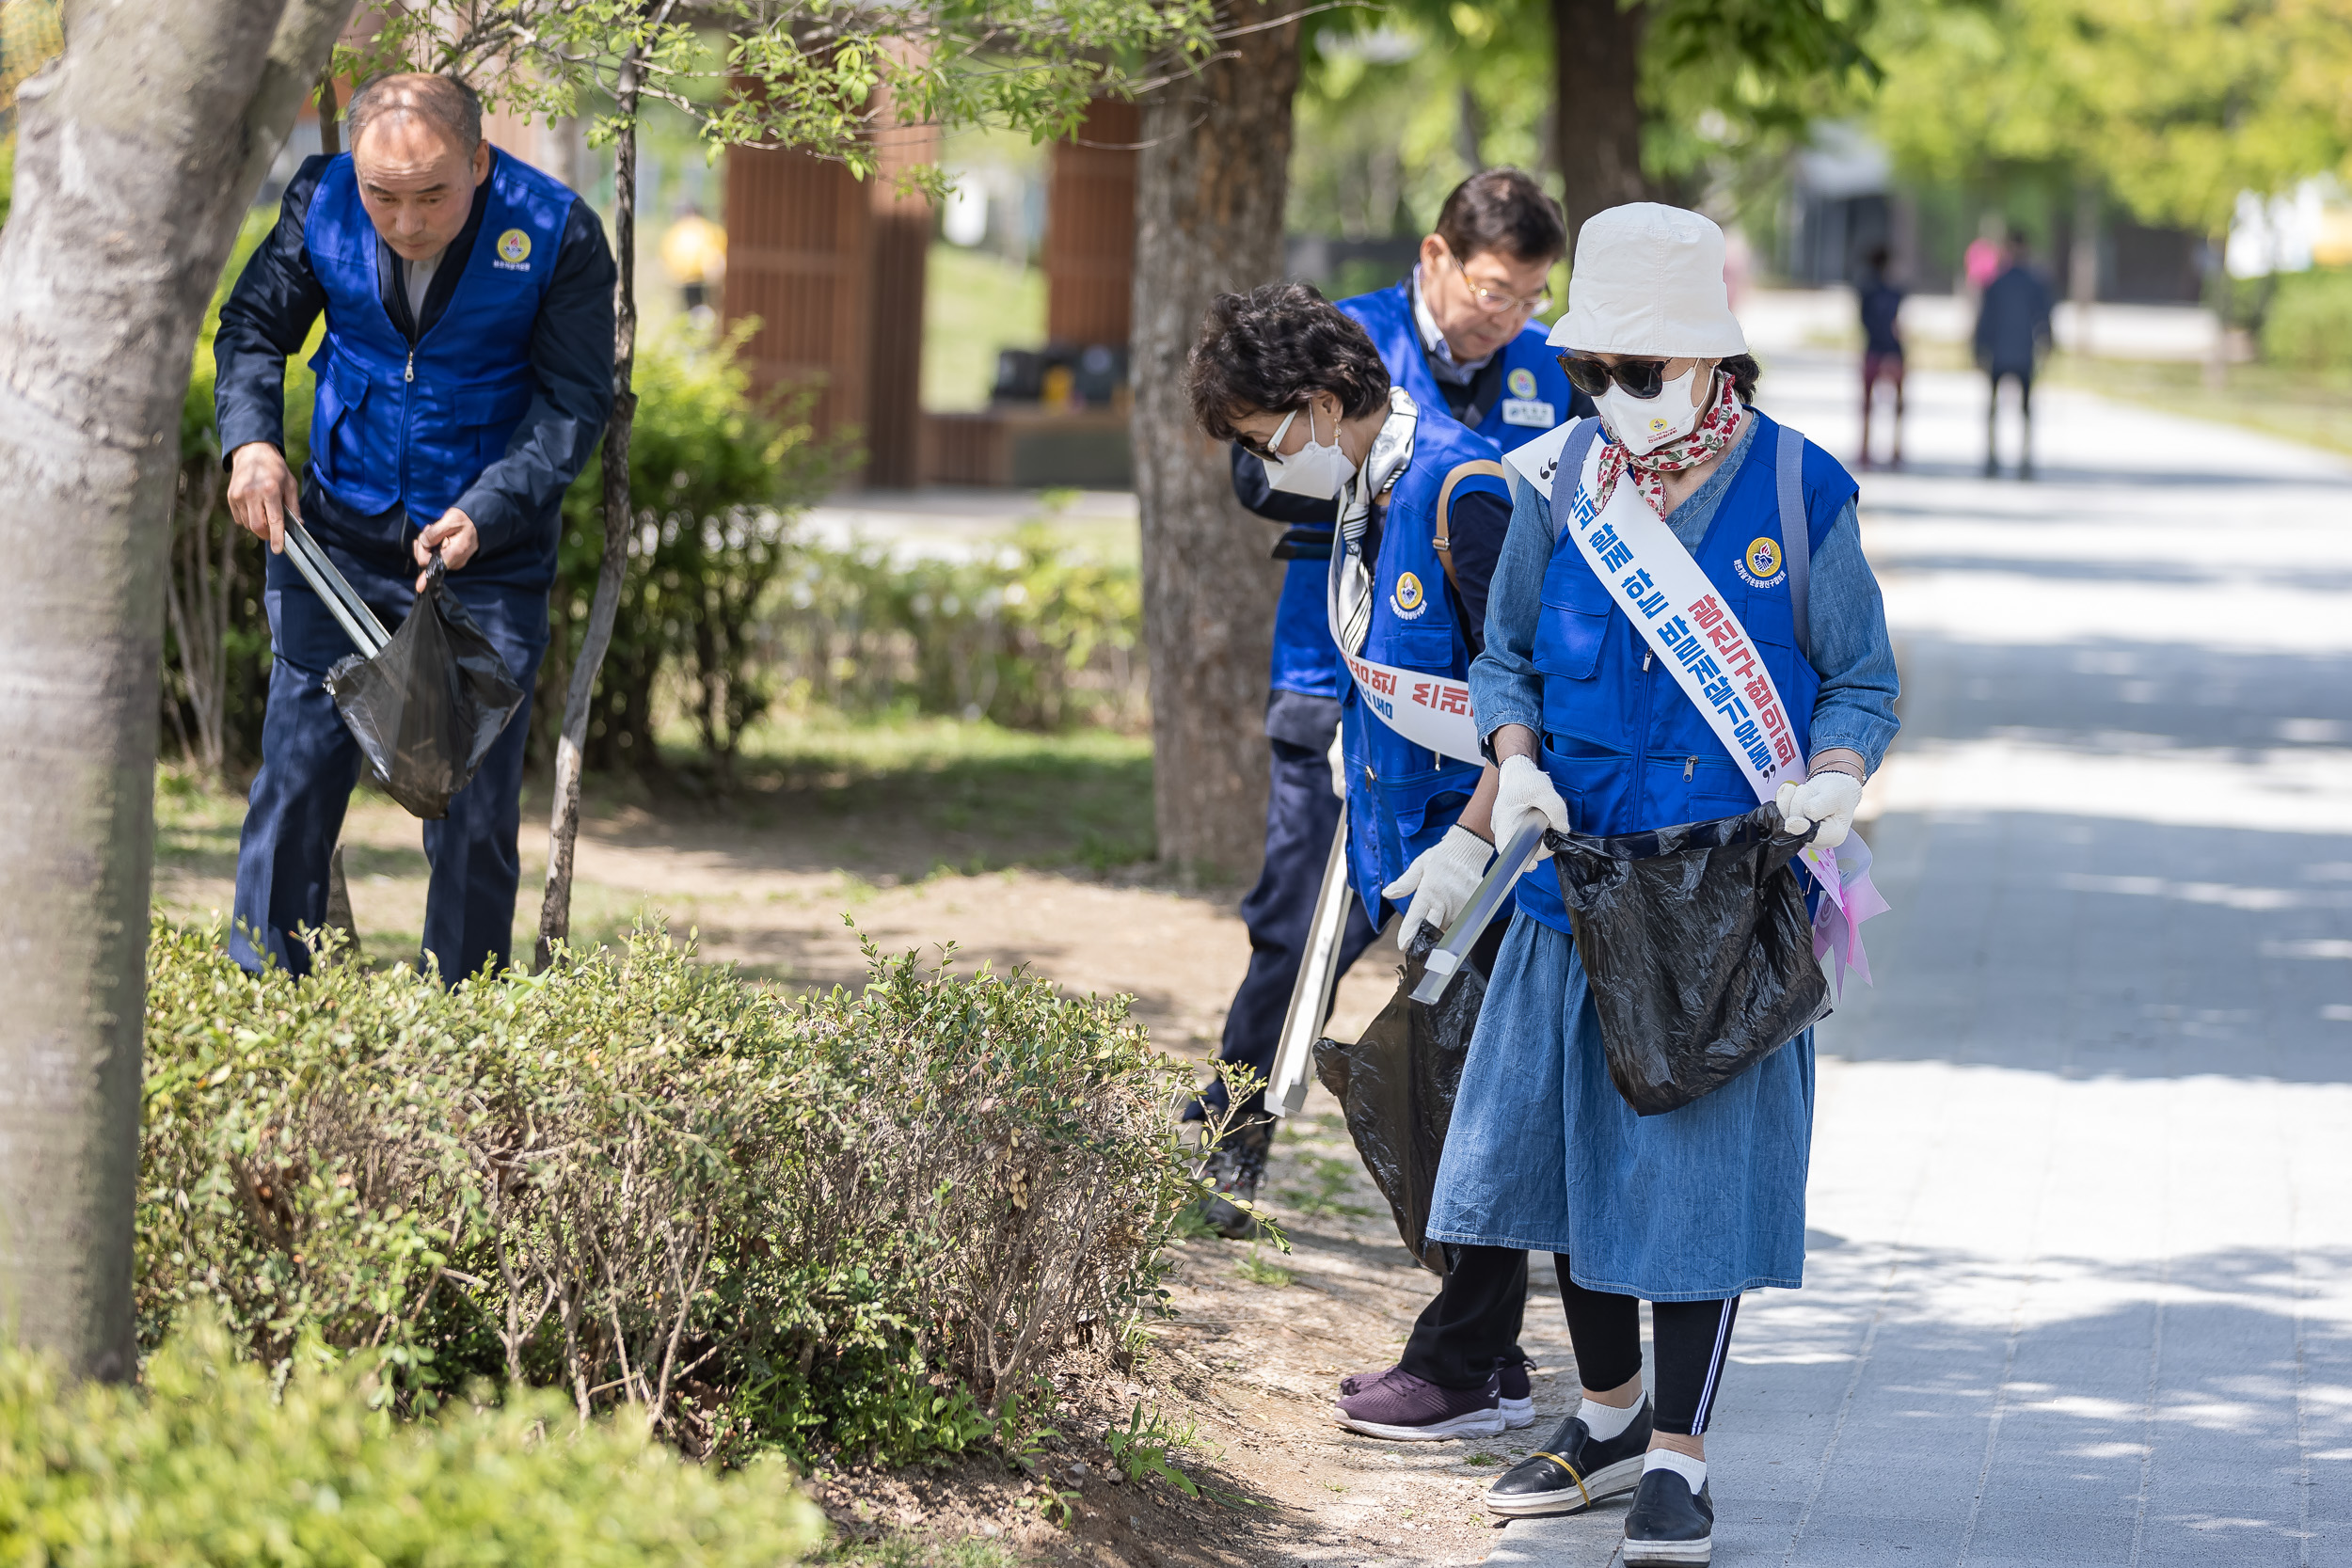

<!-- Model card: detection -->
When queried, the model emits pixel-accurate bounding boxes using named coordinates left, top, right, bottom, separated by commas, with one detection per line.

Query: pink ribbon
left=1805, top=833, right=1890, bottom=997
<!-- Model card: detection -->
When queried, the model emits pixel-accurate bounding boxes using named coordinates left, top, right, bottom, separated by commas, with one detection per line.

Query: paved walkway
left=1494, top=355, right=2352, bottom=1566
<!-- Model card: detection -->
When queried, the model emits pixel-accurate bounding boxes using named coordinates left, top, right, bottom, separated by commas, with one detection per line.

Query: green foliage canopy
left=1869, top=0, right=2352, bottom=234
left=353, top=0, right=1223, bottom=194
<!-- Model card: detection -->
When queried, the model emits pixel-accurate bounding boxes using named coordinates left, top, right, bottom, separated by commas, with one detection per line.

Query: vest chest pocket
left=1382, top=623, right=1455, bottom=672
left=455, top=383, right=534, bottom=467
left=312, top=356, right=373, bottom=486
left=1532, top=557, right=1614, bottom=680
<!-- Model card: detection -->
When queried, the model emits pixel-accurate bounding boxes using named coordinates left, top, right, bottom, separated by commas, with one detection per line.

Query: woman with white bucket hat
left=1394, top=203, right=1900, bottom=1563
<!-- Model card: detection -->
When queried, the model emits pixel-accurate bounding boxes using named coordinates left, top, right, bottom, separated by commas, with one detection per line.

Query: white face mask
left=1260, top=403, right=1359, bottom=499
left=1597, top=366, right=1705, bottom=458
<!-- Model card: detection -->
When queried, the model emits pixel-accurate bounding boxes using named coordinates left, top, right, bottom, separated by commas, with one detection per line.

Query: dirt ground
left=153, top=764, right=1586, bottom=1567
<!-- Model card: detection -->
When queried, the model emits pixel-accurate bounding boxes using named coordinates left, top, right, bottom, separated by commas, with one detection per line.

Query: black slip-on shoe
left=1483, top=1401, right=1651, bottom=1517
left=1622, top=1467, right=1714, bottom=1565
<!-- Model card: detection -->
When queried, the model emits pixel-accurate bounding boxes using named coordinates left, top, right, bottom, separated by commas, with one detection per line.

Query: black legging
left=1398, top=1246, right=1741, bottom=1435
left=1556, top=1260, right=1740, bottom=1436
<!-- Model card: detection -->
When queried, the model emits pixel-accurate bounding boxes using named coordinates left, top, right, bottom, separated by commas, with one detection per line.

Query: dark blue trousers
left=1196, top=737, right=1382, bottom=1119
left=230, top=534, right=548, bottom=983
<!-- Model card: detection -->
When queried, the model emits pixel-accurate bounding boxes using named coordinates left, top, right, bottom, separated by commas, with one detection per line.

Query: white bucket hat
left=1548, top=203, right=1748, bottom=358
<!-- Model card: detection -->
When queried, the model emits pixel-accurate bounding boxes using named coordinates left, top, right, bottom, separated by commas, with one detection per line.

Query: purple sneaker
left=1341, top=1357, right=1535, bottom=1429
left=1334, top=1367, right=1505, bottom=1441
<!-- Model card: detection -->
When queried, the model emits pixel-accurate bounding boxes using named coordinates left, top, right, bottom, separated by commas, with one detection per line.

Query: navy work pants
left=230, top=533, right=548, bottom=983
left=1196, top=736, right=1381, bottom=1120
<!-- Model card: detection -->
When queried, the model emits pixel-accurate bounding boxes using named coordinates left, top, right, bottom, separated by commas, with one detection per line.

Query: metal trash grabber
left=279, top=516, right=391, bottom=657
left=1409, top=819, right=1549, bottom=1006
left=1263, top=818, right=1354, bottom=1118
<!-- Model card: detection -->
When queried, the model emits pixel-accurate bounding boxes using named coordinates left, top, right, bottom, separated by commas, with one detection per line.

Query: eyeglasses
left=1452, top=255, right=1552, bottom=317
left=1235, top=405, right=1302, bottom=462
left=1558, top=354, right=1679, bottom=400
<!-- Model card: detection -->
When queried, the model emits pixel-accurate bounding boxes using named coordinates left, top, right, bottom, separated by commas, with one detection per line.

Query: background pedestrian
left=1857, top=245, right=1905, bottom=468
left=1973, top=228, right=2054, bottom=478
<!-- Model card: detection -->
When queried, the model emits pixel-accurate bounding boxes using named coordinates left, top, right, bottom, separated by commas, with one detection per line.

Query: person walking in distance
left=214, top=73, right=615, bottom=982
left=1974, top=229, right=2053, bottom=479
left=1856, top=245, right=1904, bottom=469
left=1425, top=205, right=1899, bottom=1564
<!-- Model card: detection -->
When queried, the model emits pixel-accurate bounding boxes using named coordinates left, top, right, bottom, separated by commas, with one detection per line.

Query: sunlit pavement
left=1493, top=354, right=2352, bottom=1566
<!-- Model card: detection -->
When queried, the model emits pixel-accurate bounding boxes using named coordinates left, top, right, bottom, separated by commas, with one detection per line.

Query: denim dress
left=1423, top=415, right=1900, bottom=1301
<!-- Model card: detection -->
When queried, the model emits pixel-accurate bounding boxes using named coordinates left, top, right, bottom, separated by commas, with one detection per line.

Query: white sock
left=1645, top=1448, right=1707, bottom=1494
left=1577, top=1395, right=1640, bottom=1441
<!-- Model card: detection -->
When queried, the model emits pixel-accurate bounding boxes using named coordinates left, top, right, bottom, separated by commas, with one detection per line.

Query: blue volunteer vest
left=1344, top=281, right=1578, bottom=451
left=1513, top=409, right=1856, bottom=934
left=1338, top=415, right=1514, bottom=927
left=1267, top=279, right=1580, bottom=701
left=303, top=148, right=569, bottom=529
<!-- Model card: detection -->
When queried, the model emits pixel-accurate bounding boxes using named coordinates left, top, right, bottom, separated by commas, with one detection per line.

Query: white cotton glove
left=1327, top=729, right=1348, bottom=799
left=1493, top=753, right=1573, bottom=876
left=1382, top=825, right=1494, bottom=949
left=1774, top=771, right=1865, bottom=849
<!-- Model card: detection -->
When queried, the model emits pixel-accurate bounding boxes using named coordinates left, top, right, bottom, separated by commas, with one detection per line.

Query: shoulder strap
left=1776, top=422, right=1812, bottom=664
left=1548, top=418, right=1606, bottom=542
left=1432, top=458, right=1510, bottom=596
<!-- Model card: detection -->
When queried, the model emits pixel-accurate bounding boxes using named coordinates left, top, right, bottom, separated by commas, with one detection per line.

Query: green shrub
left=139, top=918, right=1200, bottom=1469
left=770, top=518, right=1145, bottom=733
left=2261, top=269, right=2352, bottom=372
left=0, top=1310, right=823, bottom=1565
left=548, top=319, right=838, bottom=778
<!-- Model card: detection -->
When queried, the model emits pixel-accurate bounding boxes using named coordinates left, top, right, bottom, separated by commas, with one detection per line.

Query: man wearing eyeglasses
left=1191, top=167, right=1592, bottom=1229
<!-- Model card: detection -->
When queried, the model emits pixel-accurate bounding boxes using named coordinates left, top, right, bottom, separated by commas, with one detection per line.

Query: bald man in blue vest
left=215, top=72, right=615, bottom=982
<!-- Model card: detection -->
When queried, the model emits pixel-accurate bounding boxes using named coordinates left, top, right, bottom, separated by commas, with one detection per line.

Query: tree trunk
left=317, top=69, right=340, bottom=158
left=0, top=0, right=352, bottom=1382
left=2069, top=179, right=2099, bottom=359
left=1129, top=2, right=1303, bottom=881
left=1552, top=0, right=1651, bottom=247
left=537, top=7, right=668, bottom=968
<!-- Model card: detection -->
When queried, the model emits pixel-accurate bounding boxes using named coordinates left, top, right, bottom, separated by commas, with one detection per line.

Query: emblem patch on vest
left=495, top=229, right=532, bottom=270
left=1391, top=570, right=1429, bottom=621
left=1737, top=535, right=1786, bottom=588
left=1507, top=367, right=1538, bottom=399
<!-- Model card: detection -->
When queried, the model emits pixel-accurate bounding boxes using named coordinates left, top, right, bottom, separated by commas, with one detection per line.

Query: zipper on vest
left=404, top=349, right=414, bottom=384
left=1642, top=648, right=1653, bottom=671
left=1684, top=755, right=1696, bottom=781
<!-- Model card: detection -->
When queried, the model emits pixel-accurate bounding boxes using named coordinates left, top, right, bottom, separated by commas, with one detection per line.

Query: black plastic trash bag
left=1550, top=802, right=1829, bottom=1118
left=324, top=560, right=525, bottom=820
left=1313, top=926, right=1487, bottom=1275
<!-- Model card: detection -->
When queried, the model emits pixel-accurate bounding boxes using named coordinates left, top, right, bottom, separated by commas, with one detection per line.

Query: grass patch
left=813, top=1531, right=1018, bottom=1568
left=1281, top=1154, right=1376, bottom=1221
left=2042, top=353, right=2352, bottom=458
left=716, top=712, right=1155, bottom=873
left=1233, top=1244, right=1295, bottom=1289
left=923, top=243, right=1045, bottom=413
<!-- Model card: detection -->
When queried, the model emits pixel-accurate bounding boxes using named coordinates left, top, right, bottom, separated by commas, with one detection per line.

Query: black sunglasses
left=1558, top=355, right=1677, bottom=400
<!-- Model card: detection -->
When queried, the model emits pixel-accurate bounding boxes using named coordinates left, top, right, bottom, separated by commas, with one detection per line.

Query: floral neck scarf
left=1594, top=372, right=1744, bottom=517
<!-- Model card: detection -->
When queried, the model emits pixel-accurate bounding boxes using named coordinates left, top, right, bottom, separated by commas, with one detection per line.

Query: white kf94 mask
left=1597, top=366, right=1705, bottom=457
left=1260, top=404, right=1359, bottom=499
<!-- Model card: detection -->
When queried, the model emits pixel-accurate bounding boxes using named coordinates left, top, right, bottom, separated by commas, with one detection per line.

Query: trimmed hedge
left=139, top=920, right=1199, bottom=1468
left=0, top=1311, right=823, bottom=1564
